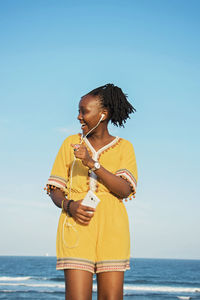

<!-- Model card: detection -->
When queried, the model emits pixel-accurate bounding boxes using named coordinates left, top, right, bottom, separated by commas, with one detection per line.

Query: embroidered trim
left=115, top=169, right=137, bottom=200
left=96, top=259, right=130, bottom=273
left=56, top=258, right=130, bottom=273
left=56, top=257, right=95, bottom=273
left=89, top=170, right=98, bottom=192
left=98, top=138, right=122, bottom=160
left=45, top=175, right=67, bottom=194
left=84, top=136, right=120, bottom=157
left=47, top=175, right=67, bottom=188
left=83, top=136, right=121, bottom=192
left=115, top=169, right=137, bottom=190
left=45, top=184, right=64, bottom=195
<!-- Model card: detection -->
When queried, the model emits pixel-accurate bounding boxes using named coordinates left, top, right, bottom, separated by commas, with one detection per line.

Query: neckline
left=83, top=136, right=119, bottom=155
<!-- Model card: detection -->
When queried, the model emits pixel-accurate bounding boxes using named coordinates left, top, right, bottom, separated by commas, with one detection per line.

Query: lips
left=81, top=122, right=86, bottom=129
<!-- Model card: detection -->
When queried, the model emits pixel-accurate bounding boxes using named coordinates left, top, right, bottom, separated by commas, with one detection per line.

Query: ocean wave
left=1, top=276, right=197, bottom=289
left=48, top=277, right=65, bottom=282
left=124, top=279, right=200, bottom=286
left=0, top=290, right=195, bottom=299
left=0, top=277, right=31, bottom=281
left=0, top=282, right=200, bottom=294
left=0, top=289, right=64, bottom=294
left=48, top=276, right=96, bottom=282
left=123, top=285, right=200, bottom=294
left=0, top=282, right=65, bottom=288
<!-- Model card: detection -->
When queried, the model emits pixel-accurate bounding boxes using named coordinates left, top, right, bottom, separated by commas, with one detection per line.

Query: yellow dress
left=46, top=134, right=137, bottom=273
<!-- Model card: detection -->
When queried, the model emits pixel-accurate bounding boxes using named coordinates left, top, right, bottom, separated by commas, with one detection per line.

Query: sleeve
left=115, top=140, right=138, bottom=198
left=45, top=138, right=71, bottom=195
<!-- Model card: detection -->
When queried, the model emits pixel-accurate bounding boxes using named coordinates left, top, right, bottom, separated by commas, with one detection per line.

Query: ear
left=101, top=110, right=109, bottom=121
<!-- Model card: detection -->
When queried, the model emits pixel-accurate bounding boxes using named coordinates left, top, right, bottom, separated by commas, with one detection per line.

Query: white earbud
left=101, top=113, right=105, bottom=120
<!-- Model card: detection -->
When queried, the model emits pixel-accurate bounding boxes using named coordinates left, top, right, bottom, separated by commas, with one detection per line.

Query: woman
left=46, top=83, right=138, bottom=300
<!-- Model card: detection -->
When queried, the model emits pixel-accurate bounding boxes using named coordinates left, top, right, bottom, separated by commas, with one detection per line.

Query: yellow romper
left=46, top=134, right=137, bottom=274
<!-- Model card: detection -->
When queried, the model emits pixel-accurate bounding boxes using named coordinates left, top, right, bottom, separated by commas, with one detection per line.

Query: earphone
left=101, top=113, right=105, bottom=120
left=63, top=111, right=106, bottom=248
left=69, top=112, right=105, bottom=200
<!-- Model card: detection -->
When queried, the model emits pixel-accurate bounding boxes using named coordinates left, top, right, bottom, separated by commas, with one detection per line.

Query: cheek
left=85, top=112, right=99, bottom=122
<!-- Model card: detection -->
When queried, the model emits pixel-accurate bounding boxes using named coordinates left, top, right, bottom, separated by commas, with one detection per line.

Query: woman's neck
left=86, top=127, right=113, bottom=144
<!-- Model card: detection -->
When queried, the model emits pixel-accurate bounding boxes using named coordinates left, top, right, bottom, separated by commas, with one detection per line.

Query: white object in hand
left=81, top=190, right=100, bottom=212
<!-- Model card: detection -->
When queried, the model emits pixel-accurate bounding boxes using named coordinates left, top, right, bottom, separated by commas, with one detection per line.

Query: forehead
left=79, top=95, right=101, bottom=109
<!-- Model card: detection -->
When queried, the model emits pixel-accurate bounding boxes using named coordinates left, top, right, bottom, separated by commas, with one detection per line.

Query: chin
left=81, top=128, right=87, bottom=135
left=82, top=128, right=92, bottom=137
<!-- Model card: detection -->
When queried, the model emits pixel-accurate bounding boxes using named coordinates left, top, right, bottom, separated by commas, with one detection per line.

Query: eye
left=78, top=108, right=86, bottom=115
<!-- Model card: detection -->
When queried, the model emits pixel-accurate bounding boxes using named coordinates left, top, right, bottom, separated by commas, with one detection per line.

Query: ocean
left=0, top=256, right=199, bottom=299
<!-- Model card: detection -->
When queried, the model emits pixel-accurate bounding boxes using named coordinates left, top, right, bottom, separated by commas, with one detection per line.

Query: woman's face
left=77, top=95, right=103, bottom=135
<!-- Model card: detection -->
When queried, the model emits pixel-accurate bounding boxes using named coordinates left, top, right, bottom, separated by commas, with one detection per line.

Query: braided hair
left=87, top=83, right=136, bottom=127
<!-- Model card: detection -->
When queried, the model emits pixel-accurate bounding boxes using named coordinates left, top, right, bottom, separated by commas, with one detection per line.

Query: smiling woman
left=78, top=95, right=105, bottom=135
left=45, top=83, right=138, bottom=300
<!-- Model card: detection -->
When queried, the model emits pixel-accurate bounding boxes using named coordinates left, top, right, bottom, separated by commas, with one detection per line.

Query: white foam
left=123, top=285, right=200, bottom=294
left=0, top=277, right=31, bottom=281
left=0, top=282, right=199, bottom=295
left=0, top=282, right=65, bottom=288
left=177, top=297, right=191, bottom=300
left=0, top=290, right=15, bottom=293
left=90, top=284, right=199, bottom=294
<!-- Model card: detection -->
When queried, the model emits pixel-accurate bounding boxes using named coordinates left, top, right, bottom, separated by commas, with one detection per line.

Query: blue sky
left=0, top=0, right=200, bottom=259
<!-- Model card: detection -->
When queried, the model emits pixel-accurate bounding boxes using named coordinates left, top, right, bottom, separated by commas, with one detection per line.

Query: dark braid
left=87, top=83, right=136, bottom=127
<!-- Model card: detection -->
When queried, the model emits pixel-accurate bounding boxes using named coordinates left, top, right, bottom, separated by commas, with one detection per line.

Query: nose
left=77, top=111, right=82, bottom=121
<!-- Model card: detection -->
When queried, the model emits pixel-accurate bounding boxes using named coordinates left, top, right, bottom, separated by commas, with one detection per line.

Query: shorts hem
left=56, top=258, right=130, bottom=274
left=56, top=257, right=95, bottom=274
left=96, top=259, right=130, bottom=273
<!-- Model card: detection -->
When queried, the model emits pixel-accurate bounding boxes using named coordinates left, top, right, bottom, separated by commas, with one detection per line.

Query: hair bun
left=87, top=83, right=136, bottom=127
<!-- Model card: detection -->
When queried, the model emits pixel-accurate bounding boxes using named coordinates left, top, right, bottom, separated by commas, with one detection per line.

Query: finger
left=71, top=143, right=76, bottom=150
left=78, top=144, right=85, bottom=149
left=81, top=205, right=95, bottom=212
left=78, top=145, right=88, bottom=154
left=71, top=144, right=80, bottom=151
left=79, top=209, right=95, bottom=218
left=76, top=217, right=90, bottom=225
left=77, top=209, right=94, bottom=218
left=77, top=213, right=92, bottom=222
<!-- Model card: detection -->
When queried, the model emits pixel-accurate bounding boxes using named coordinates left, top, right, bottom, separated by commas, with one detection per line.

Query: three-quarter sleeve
left=115, top=140, right=138, bottom=198
left=46, top=138, right=71, bottom=194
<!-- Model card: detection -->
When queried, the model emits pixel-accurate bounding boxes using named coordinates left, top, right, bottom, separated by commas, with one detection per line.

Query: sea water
left=0, top=256, right=200, bottom=299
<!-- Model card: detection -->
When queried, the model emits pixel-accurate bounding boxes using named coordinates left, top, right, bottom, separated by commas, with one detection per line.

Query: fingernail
left=74, top=144, right=80, bottom=149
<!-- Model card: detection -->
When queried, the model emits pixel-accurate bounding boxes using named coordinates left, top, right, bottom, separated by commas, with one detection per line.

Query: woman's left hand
left=71, top=144, right=94, bottom=168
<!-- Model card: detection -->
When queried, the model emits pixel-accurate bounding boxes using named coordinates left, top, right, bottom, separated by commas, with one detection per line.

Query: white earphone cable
left=63, top=114, right=104, bottom=248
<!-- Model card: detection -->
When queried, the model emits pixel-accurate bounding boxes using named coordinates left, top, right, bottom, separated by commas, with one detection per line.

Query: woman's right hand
left=69, top=200, right=95, bottom=225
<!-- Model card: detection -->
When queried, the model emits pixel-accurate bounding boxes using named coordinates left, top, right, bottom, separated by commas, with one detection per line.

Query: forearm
left=73, top=146, right=132, bottom=198
left=49, top=188, right=95, bottom=225
left=90, top=163, right=132, bottom=198
left=50, top=188, right=69, bottom=209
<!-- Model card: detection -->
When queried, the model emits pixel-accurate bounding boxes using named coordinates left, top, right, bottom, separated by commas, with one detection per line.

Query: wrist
left=87, top=158, right=95, bottom=169
left=89, top=161, right=101, bottom=173
left=66, top=200, right=74, bottom=217
left=62, top=199, right=68, bottom=212
left=62, top=199, right=74, bottom=216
